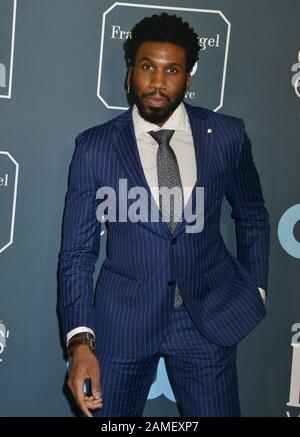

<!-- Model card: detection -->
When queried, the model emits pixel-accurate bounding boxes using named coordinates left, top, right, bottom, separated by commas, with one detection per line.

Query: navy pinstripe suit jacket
left=58, top=102, right=270, bottom=358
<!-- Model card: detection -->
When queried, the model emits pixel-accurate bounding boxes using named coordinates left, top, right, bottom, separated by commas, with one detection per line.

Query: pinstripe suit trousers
left=93, top=302, right=240, bottom=417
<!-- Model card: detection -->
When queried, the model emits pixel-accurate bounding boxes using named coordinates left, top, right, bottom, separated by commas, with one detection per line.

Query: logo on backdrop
left=97, top=3, right=231, bottom=111
left=278, top=205, right=300, bottom=259
left=286, top=323, right=300, bottom=417
left=0, top=152, right=19, bottom=254
left=0, top=321, right=9, bottom=362
left=291, top=51, right=300, bottom=99
left=148, top=358, right=176, bottom=402
left=0, top=0, right=17, bottom=99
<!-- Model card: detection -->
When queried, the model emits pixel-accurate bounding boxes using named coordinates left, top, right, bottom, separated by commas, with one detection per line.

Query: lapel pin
left=207, top=128, right=213, bottom=134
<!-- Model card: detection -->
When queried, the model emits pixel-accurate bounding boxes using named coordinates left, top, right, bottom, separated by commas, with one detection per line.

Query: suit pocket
left=204, top=256, right=236, bottom=292
left=97, top=265, right=141, bottom=298
left=205, top=254, right=266, bottom=312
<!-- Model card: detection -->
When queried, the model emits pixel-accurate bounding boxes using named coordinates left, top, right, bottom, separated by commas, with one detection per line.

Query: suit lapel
left=113, top=109, right=167, bottom=236
left=173, top=102, right=214, bottom=237
left=112, top=102, right=214, bottom=237
left=113, top=110, right=148, bottom=192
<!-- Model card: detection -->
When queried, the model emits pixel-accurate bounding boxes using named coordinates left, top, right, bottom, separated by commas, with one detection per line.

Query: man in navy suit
left=58, top=13, right=270, bottom=417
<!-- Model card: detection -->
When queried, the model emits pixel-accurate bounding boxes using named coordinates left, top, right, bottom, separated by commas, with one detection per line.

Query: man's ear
left=127, top=67, right=133, bottom=93
left=186, top=73, right=192, bottom=92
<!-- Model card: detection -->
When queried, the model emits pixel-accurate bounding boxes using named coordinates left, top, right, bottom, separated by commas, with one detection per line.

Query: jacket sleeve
left=225, top=119, right=271, bottom=292
left=58, top=132, right=101, bottom=344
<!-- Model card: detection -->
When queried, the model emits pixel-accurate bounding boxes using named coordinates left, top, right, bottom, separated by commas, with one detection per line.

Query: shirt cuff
left=67, top=327, right=95, bottom=345
left=258, top=287, right=266, bottom=303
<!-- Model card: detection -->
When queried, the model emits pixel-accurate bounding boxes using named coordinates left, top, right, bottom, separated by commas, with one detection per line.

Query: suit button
left=171, top=238, right=177, bottom=245
left=168, top=280, right=176, bottom=287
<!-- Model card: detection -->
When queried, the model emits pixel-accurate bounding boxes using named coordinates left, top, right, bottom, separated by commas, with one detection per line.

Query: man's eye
left=167, top=67, right=177, bottom=74
left=142, top=64, right=153, bottom=70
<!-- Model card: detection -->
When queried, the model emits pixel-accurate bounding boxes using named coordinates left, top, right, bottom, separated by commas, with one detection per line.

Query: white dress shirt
left=67, top=102, right=265, bottom=344
left=132, top=101, right=197, bottom=209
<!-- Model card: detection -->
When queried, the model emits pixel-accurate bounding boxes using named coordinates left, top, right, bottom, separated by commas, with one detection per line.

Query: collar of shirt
left=132, top=102, right=189, bottom=140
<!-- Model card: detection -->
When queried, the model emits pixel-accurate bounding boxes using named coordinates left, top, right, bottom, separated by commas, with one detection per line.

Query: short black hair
left=123, top=13, right=200, bottom=74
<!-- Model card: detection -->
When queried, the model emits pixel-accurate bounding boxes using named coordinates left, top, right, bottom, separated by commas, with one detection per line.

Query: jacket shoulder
left=208, top=108, right=244, bottom=131
left=184, top=102, right=244, bottom=131
left=74, top=108, right=131, bottom=153
left=77, top=113, right=120, bottom=142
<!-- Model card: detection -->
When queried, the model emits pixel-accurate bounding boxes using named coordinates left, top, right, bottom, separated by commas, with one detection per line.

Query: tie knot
left=148, top=129, right=175, bottom=147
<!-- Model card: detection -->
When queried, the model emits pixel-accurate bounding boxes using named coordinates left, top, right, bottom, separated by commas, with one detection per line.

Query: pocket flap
left=98, top=265, right=140, bottom=296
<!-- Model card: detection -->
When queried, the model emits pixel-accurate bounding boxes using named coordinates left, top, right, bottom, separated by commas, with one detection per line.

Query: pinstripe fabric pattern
left=93, top=303, right=240, bottom=417
left=58, top=102, right=270, bottom=361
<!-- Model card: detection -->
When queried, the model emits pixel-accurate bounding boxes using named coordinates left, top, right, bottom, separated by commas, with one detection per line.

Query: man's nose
left=150, top=70, right=166, bottom=90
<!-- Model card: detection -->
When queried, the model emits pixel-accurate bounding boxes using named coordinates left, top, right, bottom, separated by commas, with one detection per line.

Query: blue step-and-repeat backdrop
left=0, top=0, right=299, bottom=417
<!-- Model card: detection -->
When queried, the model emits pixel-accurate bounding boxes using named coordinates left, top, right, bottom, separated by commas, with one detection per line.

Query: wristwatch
left=67, top=332, right=96, bottom=356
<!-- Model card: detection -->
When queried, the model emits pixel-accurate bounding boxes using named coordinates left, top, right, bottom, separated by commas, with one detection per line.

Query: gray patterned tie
left=148, top=129, right=183, bottom=308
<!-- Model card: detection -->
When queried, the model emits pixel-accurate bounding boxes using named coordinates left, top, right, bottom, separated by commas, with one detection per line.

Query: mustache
left=142, top=92, right=170, bottom=101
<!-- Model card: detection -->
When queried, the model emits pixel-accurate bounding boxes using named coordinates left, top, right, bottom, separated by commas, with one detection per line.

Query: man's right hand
left=67, top=345, right=103, bottom=417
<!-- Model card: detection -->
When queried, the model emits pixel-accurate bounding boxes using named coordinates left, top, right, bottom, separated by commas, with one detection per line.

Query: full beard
left=130, top=79, right=187, bottom=125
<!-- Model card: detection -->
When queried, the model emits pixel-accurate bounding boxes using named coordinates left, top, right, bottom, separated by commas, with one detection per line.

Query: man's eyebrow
left=138, top=57, right=181, bottom=67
